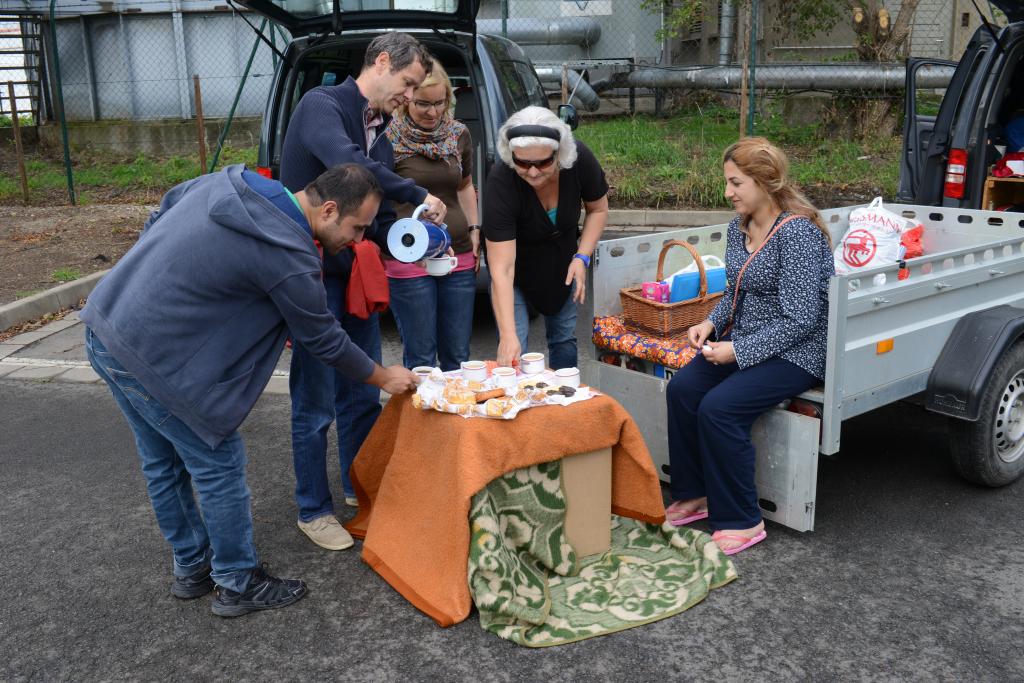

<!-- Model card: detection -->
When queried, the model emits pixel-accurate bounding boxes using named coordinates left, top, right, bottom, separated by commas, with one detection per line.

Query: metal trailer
left=578, top=203, right=1024, bottom=533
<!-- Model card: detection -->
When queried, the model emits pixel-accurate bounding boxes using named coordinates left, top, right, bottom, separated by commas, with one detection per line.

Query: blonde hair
left=400, top=58, right=455, bottom=116
left=723, top=137, right=830, bottom=247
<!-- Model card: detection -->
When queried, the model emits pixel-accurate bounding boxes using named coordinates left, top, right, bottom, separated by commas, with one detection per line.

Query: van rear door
left=233, top=0, right=478, bottom=37
left=898, top=36, right=992, bottom=204
left=898, top=58, right=958, bottom=201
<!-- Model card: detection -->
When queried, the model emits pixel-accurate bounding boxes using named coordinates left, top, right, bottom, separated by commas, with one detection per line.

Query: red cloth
left=346, top=240, right=389, bottom=319
left=992, top=152, right=1024, bottom=178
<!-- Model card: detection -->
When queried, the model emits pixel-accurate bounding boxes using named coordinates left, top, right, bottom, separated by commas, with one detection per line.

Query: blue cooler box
left=669, top=267, right=727, bottom=302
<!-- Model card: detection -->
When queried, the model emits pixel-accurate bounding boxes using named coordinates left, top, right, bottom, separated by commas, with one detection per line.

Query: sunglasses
left=511, top=154, right=557, bottom=170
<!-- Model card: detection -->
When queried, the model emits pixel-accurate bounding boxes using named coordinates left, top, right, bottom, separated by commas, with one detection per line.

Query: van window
left=496, top=60, right=547, bottom=112
left=514, top=61, right=547, bottom=107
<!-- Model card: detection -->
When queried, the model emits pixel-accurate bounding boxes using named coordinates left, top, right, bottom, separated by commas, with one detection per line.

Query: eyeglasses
left=410, top=99, right=447, bottom=113
left=511, top=154, right=557, bottom=170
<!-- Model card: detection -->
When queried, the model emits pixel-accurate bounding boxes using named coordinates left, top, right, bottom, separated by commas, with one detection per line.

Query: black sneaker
left=210, top=563, right=307, bottom=618
left=171, top=565, right=214, bottom=599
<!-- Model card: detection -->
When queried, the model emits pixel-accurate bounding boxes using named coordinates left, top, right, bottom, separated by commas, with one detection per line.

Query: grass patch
left=576, top=104, right=900, bottom=208
left=15, top=290, right=42, bottom=299
left=0, top=145, right=259, bottom=204
left=51, top=267, right=82, bottom=282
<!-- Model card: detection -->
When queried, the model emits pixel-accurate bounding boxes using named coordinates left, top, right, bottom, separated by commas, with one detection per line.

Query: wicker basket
left=619, top=240, right=724, bottom=341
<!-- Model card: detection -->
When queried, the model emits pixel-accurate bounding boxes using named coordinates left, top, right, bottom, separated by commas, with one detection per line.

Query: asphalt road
left=3, top=355, right=1023, bottom=679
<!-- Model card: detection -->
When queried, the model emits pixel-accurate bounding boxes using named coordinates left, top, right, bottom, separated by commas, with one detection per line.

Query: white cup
left=425, top=256, right=458, bottom=276
left=461, top=360, right=487, bottom=382
left=411, top=366, right=434, bottom=381
left=492, top=366, right=517, bottom=389
left=554, top=367, right=580, bottom=388
left=520, top=352, right=545, bottom=375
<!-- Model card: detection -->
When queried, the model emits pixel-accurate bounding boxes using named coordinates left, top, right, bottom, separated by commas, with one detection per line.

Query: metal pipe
left=477, top=18, right=601, bottom=47
left=535, top=67, right=600, bottom=111
left=719, top=0, right=735, bottom=65
left=627, top=63, right=956, bottom=91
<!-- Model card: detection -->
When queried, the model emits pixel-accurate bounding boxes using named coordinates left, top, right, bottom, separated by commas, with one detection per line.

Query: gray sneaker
left=297, top=515, right=354, bottom=551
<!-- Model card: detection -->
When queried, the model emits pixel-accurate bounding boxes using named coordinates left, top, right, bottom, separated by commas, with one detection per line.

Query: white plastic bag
left=833, top=197, right=909, bottom=277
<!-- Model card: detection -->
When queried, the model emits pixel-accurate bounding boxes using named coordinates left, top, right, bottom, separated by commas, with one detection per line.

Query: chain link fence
left=0, top=0, right=1012, bottom=204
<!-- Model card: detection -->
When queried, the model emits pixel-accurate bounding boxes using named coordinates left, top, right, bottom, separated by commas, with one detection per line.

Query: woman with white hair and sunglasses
left=483, top=105, right=609, bottom=370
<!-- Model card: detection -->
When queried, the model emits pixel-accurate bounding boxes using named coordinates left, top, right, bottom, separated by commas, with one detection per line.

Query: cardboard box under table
left=344, top=392, right=665, bottom=627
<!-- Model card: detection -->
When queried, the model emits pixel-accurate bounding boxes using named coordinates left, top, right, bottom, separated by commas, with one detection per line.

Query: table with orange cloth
left=343, top=391, right=667, bottom=627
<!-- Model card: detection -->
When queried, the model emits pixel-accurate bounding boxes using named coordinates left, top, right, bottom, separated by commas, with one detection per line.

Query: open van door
left=898, top=30, right=998, bottom=205
left=233, top=0, right=478, bottom=37
left=899, top=2, right=1024, bottom=205
left=898, top=58, right=958, bottom=202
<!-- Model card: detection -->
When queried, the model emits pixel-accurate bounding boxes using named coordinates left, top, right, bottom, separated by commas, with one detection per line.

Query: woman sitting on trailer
left=664, top=137, right=834, bottom=556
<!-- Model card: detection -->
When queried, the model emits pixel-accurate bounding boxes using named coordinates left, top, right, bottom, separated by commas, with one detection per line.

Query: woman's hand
left=703, top=341, right=736, bottom=365
left=470, top=228, right=481, bottom=273
left=687, top=320, right=715, bottom=349
left=566, top=258, right=587, bottom=304
left=497, top=335, right=522, bottom=368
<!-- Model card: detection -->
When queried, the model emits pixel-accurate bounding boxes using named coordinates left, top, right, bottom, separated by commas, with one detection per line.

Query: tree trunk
left=850, top=0, right=922, bottom=140
left=737, top=1, right=751, bottom=136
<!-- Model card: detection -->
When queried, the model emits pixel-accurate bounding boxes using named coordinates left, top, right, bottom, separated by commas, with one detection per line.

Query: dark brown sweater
left=392, top=129, right=474, bottom=254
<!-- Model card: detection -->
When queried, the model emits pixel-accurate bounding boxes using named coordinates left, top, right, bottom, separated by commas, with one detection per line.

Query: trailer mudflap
left=925, top=305, right=1024, bottom=421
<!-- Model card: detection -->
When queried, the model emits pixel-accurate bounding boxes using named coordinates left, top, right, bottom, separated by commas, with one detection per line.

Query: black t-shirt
left=482, top=140, right=608, bottom=315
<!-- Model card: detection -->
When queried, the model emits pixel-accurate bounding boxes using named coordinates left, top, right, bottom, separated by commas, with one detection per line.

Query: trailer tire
left=949, top=341, right=1024, bottom=487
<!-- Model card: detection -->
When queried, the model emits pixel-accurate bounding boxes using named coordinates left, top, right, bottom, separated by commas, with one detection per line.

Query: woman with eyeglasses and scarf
left=384, top=58, right=480, bottom=371
left=483, top=106, right=609, bottom=370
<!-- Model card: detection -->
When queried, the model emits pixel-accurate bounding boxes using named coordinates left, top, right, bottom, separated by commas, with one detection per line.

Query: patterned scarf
left=385, top=108, right=466, bottom=175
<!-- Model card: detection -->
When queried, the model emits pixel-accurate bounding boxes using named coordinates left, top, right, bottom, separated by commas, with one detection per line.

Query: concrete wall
left=36, top=115, right=261, bottom=155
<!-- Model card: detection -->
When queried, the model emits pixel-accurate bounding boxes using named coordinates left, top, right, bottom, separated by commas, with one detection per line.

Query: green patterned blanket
left=468, top=461, right=737, bottom=647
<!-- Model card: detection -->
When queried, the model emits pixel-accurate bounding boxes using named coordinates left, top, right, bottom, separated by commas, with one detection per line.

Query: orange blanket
left=345, top=392, right=666, bottom=627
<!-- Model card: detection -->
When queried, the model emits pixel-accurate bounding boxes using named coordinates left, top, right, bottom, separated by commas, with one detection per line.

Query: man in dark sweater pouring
left=279, top=32, right=447, bottom=552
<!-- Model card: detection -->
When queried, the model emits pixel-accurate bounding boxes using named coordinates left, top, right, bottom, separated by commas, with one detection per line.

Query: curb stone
left=0, top=269, right=109, bottom=333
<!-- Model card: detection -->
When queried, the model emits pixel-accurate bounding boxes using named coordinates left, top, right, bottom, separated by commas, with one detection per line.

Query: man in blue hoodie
left=82, top=163, right=418, bottom=617
left=280, top=32, right=447, bottom=551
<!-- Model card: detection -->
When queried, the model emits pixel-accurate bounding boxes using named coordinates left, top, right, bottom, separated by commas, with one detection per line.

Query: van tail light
left=944, top=148, right=967, bottom=199
left=256, top=166, right=273, bottom=179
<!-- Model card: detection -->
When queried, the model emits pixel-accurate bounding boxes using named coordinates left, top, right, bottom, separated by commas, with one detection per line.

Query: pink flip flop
left=712, top=529, right=767, bottom=555
left=667, top=509, right=709, bottom=527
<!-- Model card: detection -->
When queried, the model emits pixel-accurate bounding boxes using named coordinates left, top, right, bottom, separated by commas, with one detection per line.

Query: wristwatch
left=573, top=253, right=591, bottom=268
left=468, top=224, right=481, bottom=231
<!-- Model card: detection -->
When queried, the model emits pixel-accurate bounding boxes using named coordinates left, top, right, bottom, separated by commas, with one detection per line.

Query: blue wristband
left=573, top=253, right=591, bottom=268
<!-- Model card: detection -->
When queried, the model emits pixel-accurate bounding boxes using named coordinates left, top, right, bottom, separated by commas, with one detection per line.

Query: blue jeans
left=388, top=270, right=475, bottom=371
left=85, top=327, right=256, bottom=593
left=666, top=353, right=817, bottom=530
left=513, top=284, right=578, bottom=370
left=291, top=274, right=382, bottom=522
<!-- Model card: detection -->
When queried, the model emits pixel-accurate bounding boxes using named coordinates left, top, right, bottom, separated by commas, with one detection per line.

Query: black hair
left=362, top=33, right=433, bottom=75
left=304, top=164, right=383, bottom=217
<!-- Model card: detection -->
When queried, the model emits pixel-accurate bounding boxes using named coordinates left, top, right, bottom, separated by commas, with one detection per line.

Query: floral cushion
left=592, top=316, right=699, bottom=370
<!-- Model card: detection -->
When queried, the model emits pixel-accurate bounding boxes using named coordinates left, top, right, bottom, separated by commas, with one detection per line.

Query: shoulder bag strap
left=721, top=214, right=805, bottom=336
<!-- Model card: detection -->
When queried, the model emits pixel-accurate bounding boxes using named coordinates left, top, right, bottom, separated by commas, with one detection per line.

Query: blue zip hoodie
left=81, top=164, right=376, bottom=448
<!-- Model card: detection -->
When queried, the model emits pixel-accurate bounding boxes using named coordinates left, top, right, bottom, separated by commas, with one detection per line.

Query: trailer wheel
left=949, top=342, right=1024, bottom=487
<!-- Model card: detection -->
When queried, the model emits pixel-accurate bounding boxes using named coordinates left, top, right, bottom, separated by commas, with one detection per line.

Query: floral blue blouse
left=707, top=213, right=834, bottom=380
